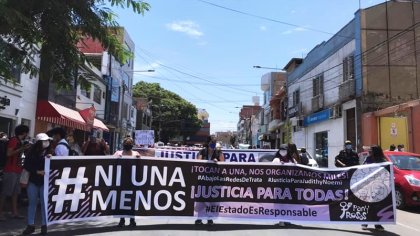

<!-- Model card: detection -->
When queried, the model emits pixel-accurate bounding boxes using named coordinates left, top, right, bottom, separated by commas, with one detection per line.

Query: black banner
left=44, top=156, right=395, bottom=225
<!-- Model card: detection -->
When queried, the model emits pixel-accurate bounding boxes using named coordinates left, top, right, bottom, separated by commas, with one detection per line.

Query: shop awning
left=93, top=118, right=109, bottom=132
left=36, top=100, right=89, bottom=131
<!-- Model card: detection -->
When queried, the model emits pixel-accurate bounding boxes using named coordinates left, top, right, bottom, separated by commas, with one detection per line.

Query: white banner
left=134, top=130, right=155, bottom=146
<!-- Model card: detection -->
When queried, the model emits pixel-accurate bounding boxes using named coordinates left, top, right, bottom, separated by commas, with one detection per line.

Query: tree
left=0, top=0, right=150, bottom=89
left=133, top=81, right=202, bottom=143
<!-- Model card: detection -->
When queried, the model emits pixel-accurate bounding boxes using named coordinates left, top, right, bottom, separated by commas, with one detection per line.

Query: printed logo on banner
left=350, top=166, right=391, bottom=203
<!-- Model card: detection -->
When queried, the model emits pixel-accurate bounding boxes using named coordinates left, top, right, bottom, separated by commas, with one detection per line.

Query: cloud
left=282, top=26, right=308, bottom=35
left=166, top=21, right=203, bottom=38
left=259, top=25, right=267, bottom=31
left=290, top=10, right=297, bottom=14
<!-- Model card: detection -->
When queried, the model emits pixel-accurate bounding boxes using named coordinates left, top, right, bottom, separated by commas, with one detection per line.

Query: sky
left=112, top=0, right=385, bottom=133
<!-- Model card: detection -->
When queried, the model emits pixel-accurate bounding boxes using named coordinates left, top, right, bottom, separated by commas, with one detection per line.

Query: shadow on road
left=400, top=207, right=420, bottom=214
left=45, top=223, right=401, bottom=236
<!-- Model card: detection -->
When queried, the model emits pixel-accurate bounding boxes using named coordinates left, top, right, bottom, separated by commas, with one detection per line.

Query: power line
left=196, top=0, right=354, bottom=39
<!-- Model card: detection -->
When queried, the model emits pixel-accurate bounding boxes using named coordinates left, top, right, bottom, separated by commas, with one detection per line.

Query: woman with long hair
left=361, top=145, right=386, bottom=232
left=22, top=133, right=51, bottom=235
left=288, top=143, right=300, bottom=164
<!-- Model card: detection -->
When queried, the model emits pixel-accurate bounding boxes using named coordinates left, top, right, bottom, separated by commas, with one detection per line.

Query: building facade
left=285, top=1, right=420, bottom=168
left=0, top=56, right=40, bottom=138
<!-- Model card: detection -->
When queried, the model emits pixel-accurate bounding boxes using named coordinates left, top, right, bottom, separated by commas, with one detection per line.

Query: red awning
left=93, top=118, right=109, bottom=132
left=36, top=100, right=89, bottom=131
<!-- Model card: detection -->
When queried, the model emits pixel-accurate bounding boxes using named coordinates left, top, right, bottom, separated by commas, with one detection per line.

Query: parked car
left=383, top=151, right=420, bottom=209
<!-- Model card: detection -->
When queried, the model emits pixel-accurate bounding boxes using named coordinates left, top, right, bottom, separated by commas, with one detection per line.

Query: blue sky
left=112, top=0, right=385, bottom=133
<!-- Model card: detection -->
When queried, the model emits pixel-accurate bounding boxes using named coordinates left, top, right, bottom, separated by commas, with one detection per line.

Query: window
left=313, top=74, right=324, bottom=97
left=11, top=65, right=21, bottom=83
left=292, top=89, right=300, bottom=106
left=81, top=87, right=91, bottom=98
left=343, top=55, right=354, bottom=81
left=93, top=85, right=102, bottom=104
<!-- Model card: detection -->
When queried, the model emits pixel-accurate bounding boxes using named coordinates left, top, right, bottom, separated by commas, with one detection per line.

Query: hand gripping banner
left=44, top=156, right=396, bottom=225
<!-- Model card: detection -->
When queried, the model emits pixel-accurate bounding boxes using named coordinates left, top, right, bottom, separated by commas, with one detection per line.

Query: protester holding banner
left=21, top=133, right=51, bottom=235
left=334, top=140, right=359, bottom=167
left=288, top=143, right=300, bottom=164
left=113, top=137, right=140, bottom=227
left=195, top=136, right=224, bottom=226
left=272, top=143, right=294, bottom=227
left=273, top=144, right=295, bottom=164
left=361, top=145, right=387, bottom=232
left=197, top=135, right=224, bottom=162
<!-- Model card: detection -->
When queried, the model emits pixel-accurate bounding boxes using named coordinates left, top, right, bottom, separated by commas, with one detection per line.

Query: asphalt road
left=1, top=208, right=419, bottom=236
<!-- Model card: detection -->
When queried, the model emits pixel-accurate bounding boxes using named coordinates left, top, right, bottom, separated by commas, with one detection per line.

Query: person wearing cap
left=21, top=133, right=51, bottom=235
left=335, top=140, right=359, bottom=167
left=195, top=135, right=224, bottom=226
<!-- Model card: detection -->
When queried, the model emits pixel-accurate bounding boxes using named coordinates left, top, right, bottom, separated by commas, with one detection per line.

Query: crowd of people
left=0, top=127, right=398, bottom=233
left=0, top=125, right=125, bottom=235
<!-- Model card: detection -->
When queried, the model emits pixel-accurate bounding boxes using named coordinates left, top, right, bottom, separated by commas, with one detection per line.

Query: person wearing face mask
left=113, top=137, right=140, bottom=227
left=272, top=144, right=294, bottom=227
left=273, top=144, right=295, bottom=164
left=21, top=133, right=51, bottom=235
left=335, top=140, right=359, bottom=167
left=195, top=135, right=224, bottom=226
left=397, top=144, right=405, bottom=152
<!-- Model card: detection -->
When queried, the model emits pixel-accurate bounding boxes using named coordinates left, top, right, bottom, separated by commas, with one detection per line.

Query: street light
left=130, top=69, right=155, bottom=72
left=253, top=66, right=285, bottom=71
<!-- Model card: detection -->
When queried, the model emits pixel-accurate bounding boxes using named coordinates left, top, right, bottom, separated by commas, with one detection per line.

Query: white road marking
left=397, top=222, right=420, bottom=233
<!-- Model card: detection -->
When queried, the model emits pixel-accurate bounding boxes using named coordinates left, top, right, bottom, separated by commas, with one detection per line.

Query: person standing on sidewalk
left=0, top=125, right=30, bottom=221
left=48, top=127, right=69, bottom=156
left=195, top=135, right=224, bottom=226
left=361, top=145, right=386, bottom=232
left=113, top=137, right=140, bottom=227
left=21, top=133, right=51, bottom=235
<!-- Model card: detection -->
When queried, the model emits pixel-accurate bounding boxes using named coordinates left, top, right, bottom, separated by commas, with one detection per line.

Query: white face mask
left=279, top=150, right=288, bottom=157
left=42, top=141, right=50, bottom=149
left=400, top=148, right=405, bottom=152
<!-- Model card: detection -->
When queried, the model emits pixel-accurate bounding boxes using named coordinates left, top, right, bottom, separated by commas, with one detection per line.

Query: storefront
left=35, top=100, right=109, bottom=147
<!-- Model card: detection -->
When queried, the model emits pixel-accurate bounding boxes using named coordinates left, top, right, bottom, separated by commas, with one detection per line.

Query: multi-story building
left=286, top=1, right=420, bottom=167
left=258, top=72, right=286, bottom=148
left=79, top=27, right=136, bottom=151
left=236, top=105, right=261, bottom=146
left=0, top=57, right=40, bottom=138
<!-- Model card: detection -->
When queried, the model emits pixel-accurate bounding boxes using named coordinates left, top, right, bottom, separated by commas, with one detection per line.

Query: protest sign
left=134, top=130, right=155, bottom=147
left=45, top=157, right=395, bottom=225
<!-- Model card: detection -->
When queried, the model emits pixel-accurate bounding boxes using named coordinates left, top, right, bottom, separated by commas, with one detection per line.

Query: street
left=1, top=208, right=419, bottom=236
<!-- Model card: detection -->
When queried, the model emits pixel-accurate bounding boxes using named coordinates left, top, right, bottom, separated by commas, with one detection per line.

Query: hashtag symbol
left=206, top=205, right=211, bottom=213
left=52, top=167, right=88, bottom=213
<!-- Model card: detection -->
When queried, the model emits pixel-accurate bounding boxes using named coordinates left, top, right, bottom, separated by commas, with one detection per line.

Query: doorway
left=315, top=131, right=328, bottom=168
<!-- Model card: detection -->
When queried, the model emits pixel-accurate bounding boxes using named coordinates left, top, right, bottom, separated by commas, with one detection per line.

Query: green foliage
left=0, top=0, right=150, bottom=89
left=133, top=81, right=202, bottom=143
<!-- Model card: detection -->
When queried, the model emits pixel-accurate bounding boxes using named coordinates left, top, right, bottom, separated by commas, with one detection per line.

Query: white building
left=287, top=20, right=356, bottom=168
left=0, top=57, right=40, bottom=138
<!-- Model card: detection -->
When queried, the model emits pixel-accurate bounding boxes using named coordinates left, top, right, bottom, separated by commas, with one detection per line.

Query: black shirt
left=24, top=150, right=46, bottom=186
left=199, top=147, right=222, bottom=161
left=335, top=149, right=359, bottom=167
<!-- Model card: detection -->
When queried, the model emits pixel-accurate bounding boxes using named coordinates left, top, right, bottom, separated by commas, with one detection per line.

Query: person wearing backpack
left=48, top=127, right=69, bottom=156
left=0, top=125, right=31, bottom=221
